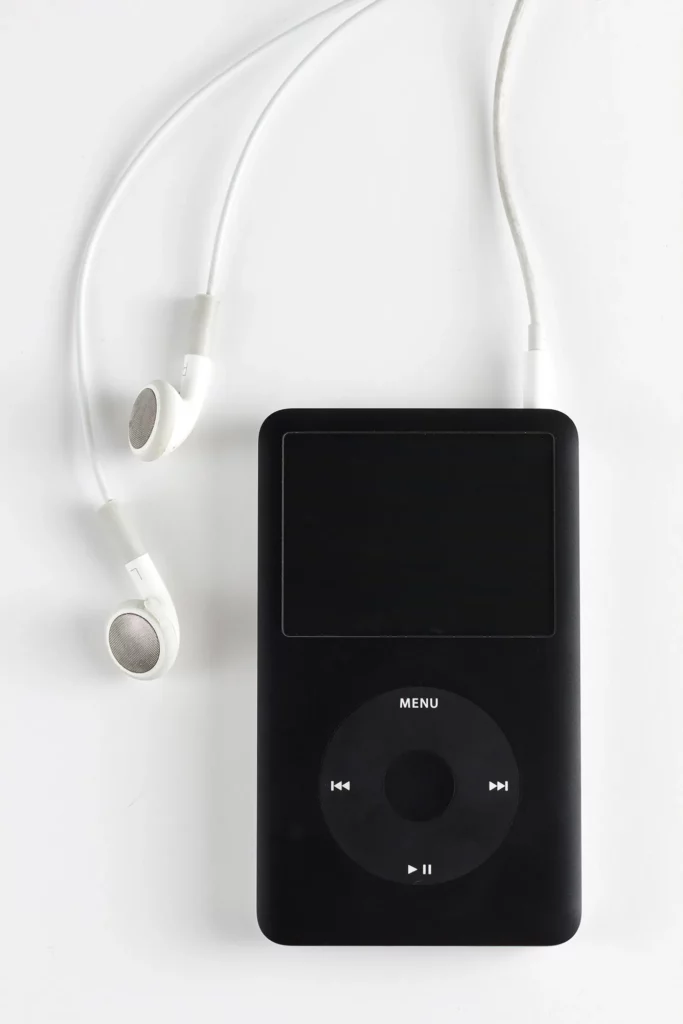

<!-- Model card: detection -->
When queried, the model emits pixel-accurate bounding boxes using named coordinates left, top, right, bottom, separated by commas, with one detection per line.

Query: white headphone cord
left=74, top=0, right=375, bottom=505
left=77, top=0, right=539, bottom=508
left=493, top=0, right=547, bottom=406
left=208, top=0, right=543, bottom=403
left=206, top=0, right=391, bottom=295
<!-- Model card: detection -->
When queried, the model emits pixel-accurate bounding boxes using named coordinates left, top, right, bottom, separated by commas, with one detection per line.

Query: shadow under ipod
left=257, top=408, right=580, bottom=946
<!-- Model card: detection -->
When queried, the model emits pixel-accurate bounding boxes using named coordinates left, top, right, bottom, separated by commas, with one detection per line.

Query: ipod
left=257, top=408, right=580, bottom=945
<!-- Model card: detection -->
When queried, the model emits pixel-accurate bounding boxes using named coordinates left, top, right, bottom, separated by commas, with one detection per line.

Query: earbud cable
left=493, top=0, right=546, bottom=406
left=206, top=0, right=391, bottom=295
left=206, top=0, right=543, bottom=404
left=74, top=0, right=376, bottom=505
left=77, top=0, right=539, bottom=507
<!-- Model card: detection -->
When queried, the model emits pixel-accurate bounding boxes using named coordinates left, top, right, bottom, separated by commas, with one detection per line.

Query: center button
left=384, top=750, right=455, bottom=822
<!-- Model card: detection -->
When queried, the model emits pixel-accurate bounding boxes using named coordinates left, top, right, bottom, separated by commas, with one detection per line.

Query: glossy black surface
left=283, top=430, right=555, bottom=637
left=258, top=409, right=581, bottom=946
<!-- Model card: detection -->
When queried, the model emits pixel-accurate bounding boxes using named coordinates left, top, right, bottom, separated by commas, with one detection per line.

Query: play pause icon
left=407, top=864, right=432, bottom=876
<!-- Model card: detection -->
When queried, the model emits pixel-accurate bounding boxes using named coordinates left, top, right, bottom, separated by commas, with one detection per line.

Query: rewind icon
left=330, top=781, right=351, bottom=792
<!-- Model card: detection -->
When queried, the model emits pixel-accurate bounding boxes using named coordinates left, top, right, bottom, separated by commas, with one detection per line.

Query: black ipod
left=257, top=408, right=580, bottom=946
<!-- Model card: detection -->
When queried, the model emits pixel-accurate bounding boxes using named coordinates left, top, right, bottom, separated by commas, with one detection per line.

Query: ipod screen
left=282, top=431, right=555, bottom=638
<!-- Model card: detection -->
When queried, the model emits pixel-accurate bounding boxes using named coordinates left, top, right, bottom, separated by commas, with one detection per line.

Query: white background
left=0, top=0, right=682, bottom=1020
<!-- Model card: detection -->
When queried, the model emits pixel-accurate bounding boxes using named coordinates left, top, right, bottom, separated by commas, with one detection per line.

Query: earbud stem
left=180, top=353, right=213, bottom=405
left=184, top=295, right=216, bottom=401
left=99, top=500, right=180, bottom=636
left=191, top=293, right=219, bottom=357
left=125, top=553, right=180, bottom=636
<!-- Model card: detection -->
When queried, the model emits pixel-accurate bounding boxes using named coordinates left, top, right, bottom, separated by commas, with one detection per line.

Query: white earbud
left=128, top=294, right=218, bottom=461
left=99, top=500, right=179, bottom=679
left=73, top=0, right=394, bottom=684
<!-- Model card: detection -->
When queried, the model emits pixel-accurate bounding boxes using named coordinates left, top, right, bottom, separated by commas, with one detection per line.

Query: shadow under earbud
left=96, top=384, right=135, bottom=458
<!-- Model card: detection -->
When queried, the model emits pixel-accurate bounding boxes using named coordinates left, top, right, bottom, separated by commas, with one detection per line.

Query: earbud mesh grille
left=129, top=388, right=157, bottom=450
left=108, top=613, right=161, bottom=675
